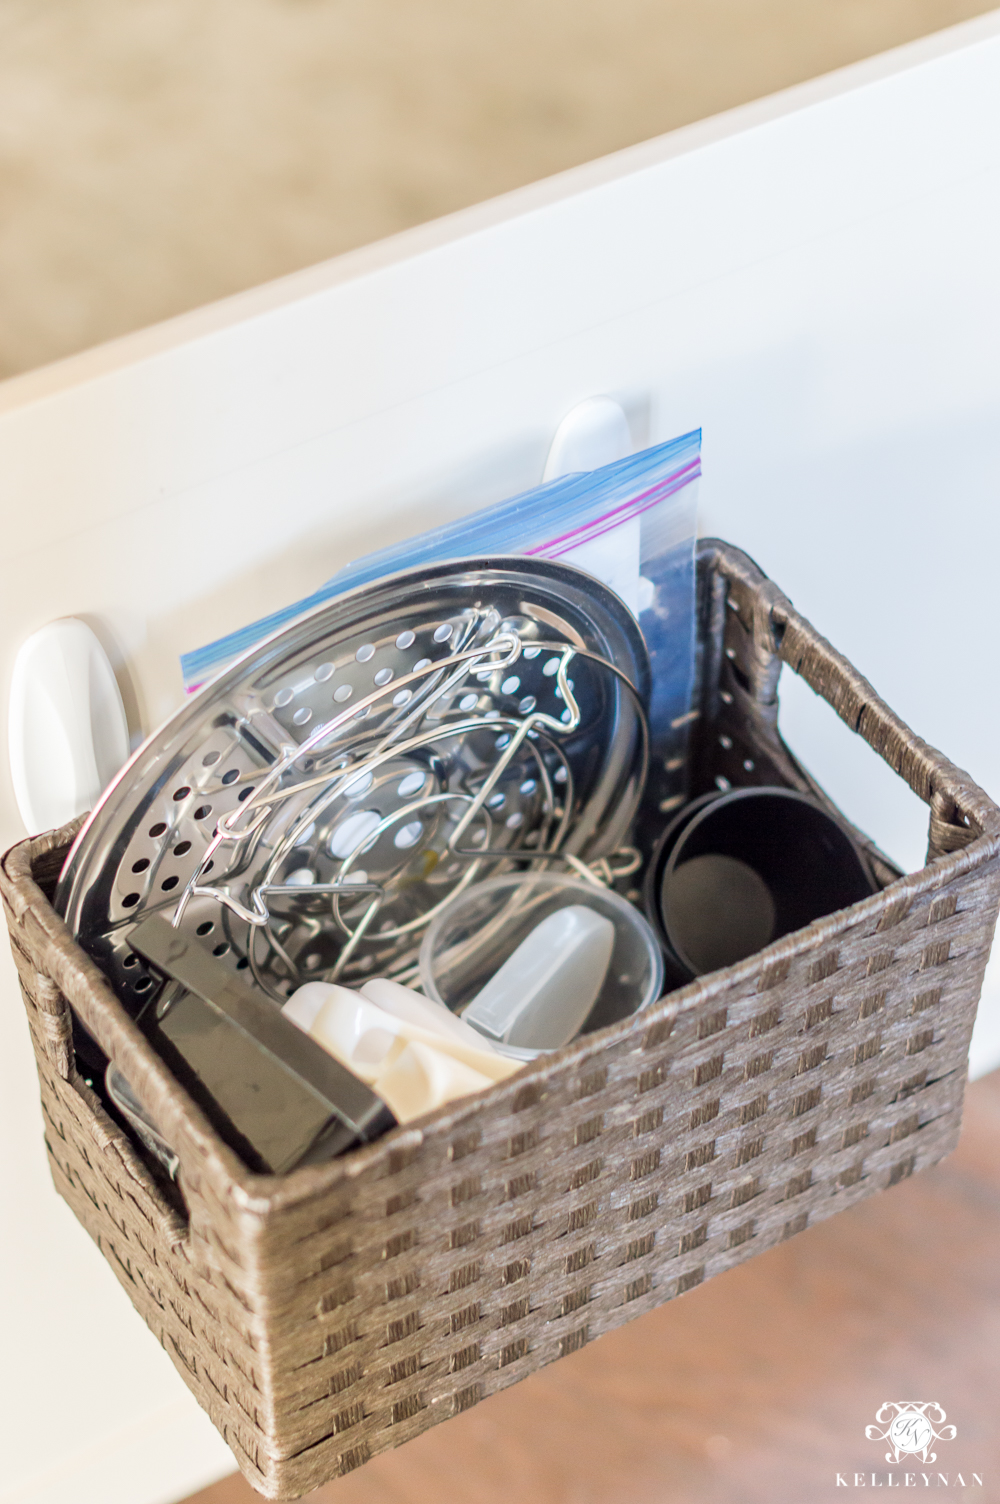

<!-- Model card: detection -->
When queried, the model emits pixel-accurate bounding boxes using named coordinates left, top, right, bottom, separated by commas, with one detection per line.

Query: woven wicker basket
left=5, top=539, right=999, bottom=1499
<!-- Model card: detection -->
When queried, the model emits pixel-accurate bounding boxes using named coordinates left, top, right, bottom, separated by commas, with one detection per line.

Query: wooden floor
left=182, top=1070, right=1000, bottom=1504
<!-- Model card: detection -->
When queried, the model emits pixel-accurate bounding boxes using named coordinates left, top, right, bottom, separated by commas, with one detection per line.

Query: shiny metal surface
left=105, top=1063, right=180, bottom=1179
left=57, top=556, right=649, bottom=1010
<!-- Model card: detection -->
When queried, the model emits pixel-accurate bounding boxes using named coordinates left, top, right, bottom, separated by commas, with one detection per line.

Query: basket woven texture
left=4, top=540, right=999, bottom=1499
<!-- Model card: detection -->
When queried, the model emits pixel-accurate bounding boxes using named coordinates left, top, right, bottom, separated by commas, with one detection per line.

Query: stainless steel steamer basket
left=56, top=556, right=651, bottom=1016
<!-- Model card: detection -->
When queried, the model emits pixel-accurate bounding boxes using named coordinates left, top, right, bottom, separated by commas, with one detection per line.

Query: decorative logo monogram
left=866, top=1403, right=957, bottom=1464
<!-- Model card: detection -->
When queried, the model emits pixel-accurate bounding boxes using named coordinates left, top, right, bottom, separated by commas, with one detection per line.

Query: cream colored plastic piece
left=282, top=980, right=520, bottom=1122
left=360, top=976, right=493, bottom=1050
left=375, top=1039, right=499, bottom=1123
left=281, top=981, right=342, bottom=1035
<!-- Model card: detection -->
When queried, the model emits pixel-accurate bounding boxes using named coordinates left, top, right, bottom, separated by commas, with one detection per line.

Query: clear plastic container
left=419, top=872, right=664, bottom=1060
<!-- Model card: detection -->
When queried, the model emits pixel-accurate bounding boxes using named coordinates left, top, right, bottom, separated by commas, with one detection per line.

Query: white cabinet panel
left=2, top=13, right=999, bottom=1500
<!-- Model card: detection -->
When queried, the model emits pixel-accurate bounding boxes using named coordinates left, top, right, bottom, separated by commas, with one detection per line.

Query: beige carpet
left=1, top=0, right=995, bottom=381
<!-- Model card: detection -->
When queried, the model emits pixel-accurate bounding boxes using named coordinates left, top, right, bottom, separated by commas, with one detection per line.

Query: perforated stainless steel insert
left=57, top=556, right=650, bottom=1009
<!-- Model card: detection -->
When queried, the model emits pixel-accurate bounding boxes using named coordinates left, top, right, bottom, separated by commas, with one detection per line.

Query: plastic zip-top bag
left=181, top=429, right=701, bottom=810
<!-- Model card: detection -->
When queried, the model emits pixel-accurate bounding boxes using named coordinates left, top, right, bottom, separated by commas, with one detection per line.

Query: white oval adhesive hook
left=8, top=619, right=130, bottom=834
left=542, top=397, right=649, bottom=616
left=542, top=396, right=632, bottom=482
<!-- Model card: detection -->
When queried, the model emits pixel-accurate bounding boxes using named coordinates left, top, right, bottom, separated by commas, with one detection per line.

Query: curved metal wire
left=167, top=627, right=648, bottom=995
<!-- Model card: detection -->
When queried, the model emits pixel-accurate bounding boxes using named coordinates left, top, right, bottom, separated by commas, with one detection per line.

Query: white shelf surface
left=2, top=11, right=1000, bottom=1500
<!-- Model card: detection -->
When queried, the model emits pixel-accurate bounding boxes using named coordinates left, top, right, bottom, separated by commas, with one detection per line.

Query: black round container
left=644, top=786, right=878, bottom=984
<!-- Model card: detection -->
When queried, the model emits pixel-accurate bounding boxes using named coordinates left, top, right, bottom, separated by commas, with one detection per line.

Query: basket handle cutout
left=697, top=540, right=1000, bottom=868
